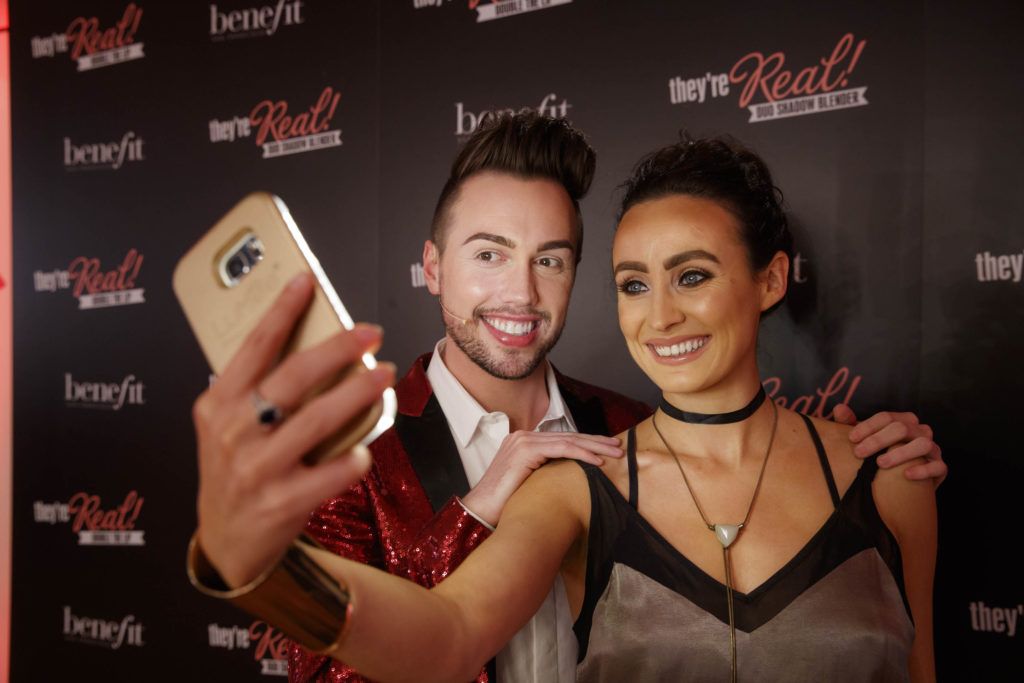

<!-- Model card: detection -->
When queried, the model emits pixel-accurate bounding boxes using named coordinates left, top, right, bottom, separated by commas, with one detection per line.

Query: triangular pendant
left=714, top=523, right=742, bottom=548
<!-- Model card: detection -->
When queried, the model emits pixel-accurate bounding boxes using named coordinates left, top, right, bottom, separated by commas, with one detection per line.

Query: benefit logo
left=455, top=93, right=571, bottom=139
left=762, top=367, right=862, bottom=417
left=64, top=606, right=145, bottom=650
left=208, top=621, right=292, bottom=677
left=210, top=0, right=305, bottom=41
left=414, top=0, right=572, bottom=23
left=209, top=86, right=342, bottom=159
left=33, top=248, right=145, bottom=310
left=31, top=4, right=145, bottom=72
left=65, top=373, right=146, bottom=411
left=64, top=131, right=145, bottom=171
left=34, top=491, right=146, bottom=547
left=667, top=33, right=868, bottom=124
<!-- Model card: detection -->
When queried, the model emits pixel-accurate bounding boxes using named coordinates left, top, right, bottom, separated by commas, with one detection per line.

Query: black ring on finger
left=251, top=390, right=285, bottom=429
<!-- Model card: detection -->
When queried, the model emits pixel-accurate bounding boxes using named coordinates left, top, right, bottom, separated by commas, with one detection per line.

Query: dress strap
left=626, top=426, right=639, bottom=510
left=797, top=413, right=841, bottom=508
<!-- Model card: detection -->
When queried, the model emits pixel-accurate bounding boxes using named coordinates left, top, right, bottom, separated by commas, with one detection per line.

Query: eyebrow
left=613, top=249, right=720, bottom=275
left=462, top=233, right=575, bottom=255
left=538, top=239, right=576, bottom=254
left=663, top=249, right=720, bottom=270
left=613, top=260, right=648, bottom=275
left=463, top=232, right=515, bottom=248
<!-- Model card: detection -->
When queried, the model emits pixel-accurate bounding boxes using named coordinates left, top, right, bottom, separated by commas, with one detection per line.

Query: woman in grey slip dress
left=195, top=133, right=937, bottom=683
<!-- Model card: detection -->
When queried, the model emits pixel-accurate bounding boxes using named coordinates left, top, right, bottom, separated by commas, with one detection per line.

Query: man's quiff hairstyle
left=430, top=112, right=596, bottom=263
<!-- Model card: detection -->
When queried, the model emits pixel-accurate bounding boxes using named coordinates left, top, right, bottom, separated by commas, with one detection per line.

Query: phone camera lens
left=219, top=233, right=264, bottom=287
left=227, top=256, right=247, bottom=279
left=246, top=238, right=265, bottom=260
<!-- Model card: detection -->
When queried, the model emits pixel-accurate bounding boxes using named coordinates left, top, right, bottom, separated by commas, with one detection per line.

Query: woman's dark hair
left=431, top=112, right=596, bottom=263
left=618, top=134, right=793, bottom=275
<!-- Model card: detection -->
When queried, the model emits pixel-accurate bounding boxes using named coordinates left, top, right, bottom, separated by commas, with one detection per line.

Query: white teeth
left=485, top=318, right=536, bottom=336
left=653, top=337, right=707, bottom=357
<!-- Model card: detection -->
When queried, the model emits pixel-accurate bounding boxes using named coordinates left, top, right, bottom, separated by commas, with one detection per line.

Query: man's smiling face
left=424, top=171, right=578, bottom=380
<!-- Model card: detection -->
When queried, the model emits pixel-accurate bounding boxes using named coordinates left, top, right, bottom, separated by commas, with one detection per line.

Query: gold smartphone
left=173, top=192, right=396, bottom=465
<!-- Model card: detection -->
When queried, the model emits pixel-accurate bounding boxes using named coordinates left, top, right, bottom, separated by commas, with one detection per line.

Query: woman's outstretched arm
left=873, top=457, right=938, bottom=683
left=312, top=459, right=590, bottom=683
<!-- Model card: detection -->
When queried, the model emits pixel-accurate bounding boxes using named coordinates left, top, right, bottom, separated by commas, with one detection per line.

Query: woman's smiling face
left=613, top=194, right=787, bottom=397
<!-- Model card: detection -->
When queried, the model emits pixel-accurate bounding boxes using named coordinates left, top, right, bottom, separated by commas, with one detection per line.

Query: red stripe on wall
left=0, top=0, right=12, bottom=679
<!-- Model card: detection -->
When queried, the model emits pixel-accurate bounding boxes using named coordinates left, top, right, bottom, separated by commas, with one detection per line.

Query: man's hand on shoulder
left=460, top=431, right=622, bottom=527
left=833, top=405, right=946, bottom=486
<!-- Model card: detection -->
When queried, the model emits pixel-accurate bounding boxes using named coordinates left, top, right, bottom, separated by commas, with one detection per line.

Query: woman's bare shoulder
left=792, top=410, right=935, bottom=540
left=779, top=409, right=861, bottom=485
left=798, top=412, right=855, bottom=453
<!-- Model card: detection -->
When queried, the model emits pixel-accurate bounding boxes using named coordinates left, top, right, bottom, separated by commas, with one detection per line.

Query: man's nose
left=501, top=259, right=539, bottom=306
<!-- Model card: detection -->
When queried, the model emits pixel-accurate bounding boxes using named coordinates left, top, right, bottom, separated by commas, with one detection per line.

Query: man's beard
left=445, top=306, right=563, bottom=380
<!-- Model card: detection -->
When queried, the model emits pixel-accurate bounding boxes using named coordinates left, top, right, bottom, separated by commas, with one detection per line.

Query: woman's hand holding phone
left=191, top=274, right=396, bottom=587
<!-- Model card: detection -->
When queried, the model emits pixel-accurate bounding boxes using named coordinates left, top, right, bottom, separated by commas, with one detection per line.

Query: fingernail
left=288, top=273, right=310, bottom=290
left=353, top=324, right=383, bottom=346
left=373, top=362, right=397, bottom=385
left=350, top=444, right=372, bottom=472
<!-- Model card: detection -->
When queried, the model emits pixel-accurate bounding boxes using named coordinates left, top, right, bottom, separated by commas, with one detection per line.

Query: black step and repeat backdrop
left=8, top=1, right=1022, bottom=680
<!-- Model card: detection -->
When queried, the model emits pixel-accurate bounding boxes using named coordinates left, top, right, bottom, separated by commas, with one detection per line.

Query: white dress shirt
left=426, top=339, right=578, bottom=683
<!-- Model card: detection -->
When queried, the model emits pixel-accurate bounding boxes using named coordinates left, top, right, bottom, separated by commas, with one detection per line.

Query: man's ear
left=423, top=240, right=441, bottom=295
left=759, top=251, right=790, bottom=312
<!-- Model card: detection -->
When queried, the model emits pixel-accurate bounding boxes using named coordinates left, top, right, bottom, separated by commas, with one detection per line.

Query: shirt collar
left=426, top=339, right=576, bottom=448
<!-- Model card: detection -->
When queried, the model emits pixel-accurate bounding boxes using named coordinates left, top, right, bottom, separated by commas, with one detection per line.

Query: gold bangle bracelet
left=186, top=531, right=353, bottom=653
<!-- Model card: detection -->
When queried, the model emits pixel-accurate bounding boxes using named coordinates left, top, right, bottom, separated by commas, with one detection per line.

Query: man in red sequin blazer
left=289, top=112, right=654, bottom=683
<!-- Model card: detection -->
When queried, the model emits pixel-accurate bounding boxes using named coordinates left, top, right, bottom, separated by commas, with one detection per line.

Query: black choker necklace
left=659, top=386, right=767, bottom=425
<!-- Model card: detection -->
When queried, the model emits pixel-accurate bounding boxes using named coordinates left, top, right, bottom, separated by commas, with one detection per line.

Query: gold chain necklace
left=651, top=399, right=778, bottom=683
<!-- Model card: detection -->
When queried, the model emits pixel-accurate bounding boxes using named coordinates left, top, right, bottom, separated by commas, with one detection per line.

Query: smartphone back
left=173, top=192, right=394, bottom=463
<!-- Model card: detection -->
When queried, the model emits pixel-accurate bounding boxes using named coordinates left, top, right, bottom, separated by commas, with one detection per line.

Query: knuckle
left=244, top=325, right=272, bottom=352
left=215, top=428, right=239, bottom=455
left=903, top=437, right=925, bottom=455
left=247, top=323, right=287, bottom=356
left=893, top=421, right=910, bottom=440
left=302, top=405, right=334, bottom=441
left=330, top=371, right=378, bottom=412
left=192, top=393, right=215, bottom=425
left=231, top=464, right=258, bottom=497
left=259, top=485, right=290, bottom=517
left=331, top=329, right=363, bottom=358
